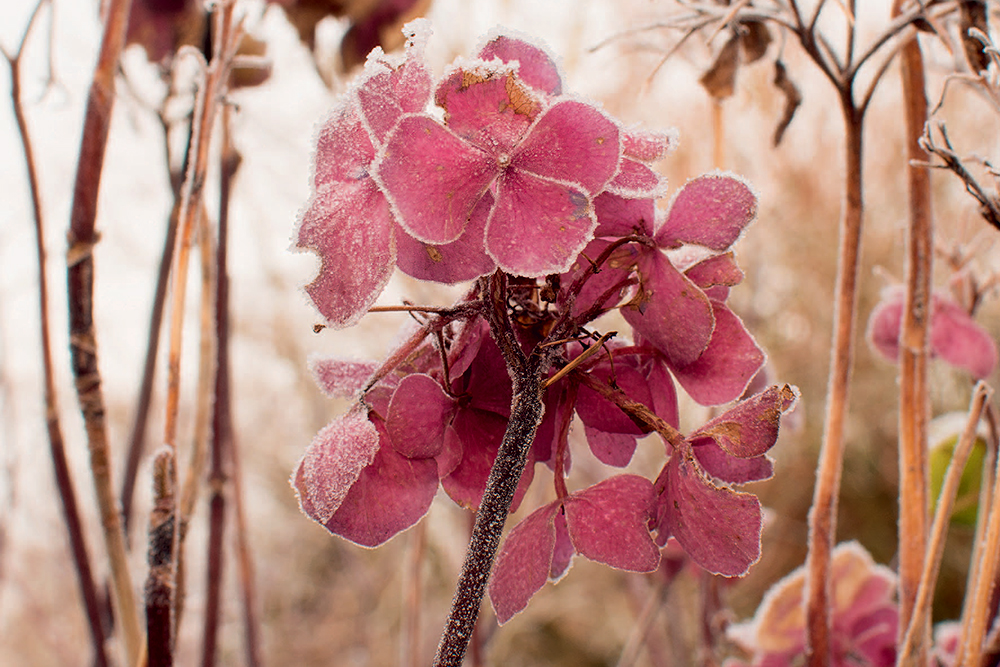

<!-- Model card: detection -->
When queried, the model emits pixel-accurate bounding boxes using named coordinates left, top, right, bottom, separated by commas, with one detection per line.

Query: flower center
left=497, top=153, right=511, bottom=169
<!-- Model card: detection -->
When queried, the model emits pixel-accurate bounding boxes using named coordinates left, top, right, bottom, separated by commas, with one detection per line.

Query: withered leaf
left=739, top=20, right=772, bottom=64
left=772, top=60, right=802, bottom=147
left=699, top=34, right=741, bottom=100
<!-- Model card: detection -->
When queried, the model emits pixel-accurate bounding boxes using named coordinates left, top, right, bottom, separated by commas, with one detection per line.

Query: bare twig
left=4, top=3, right=110, bottom=665
left=146, top=449, right=177, bottom=667
left=64, top=0, right=143, bottom=661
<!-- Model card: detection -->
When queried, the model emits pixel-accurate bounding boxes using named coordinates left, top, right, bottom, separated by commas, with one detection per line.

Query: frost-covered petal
left=355, top=28, right=432, bottom=145
left=685, top=251, right=745, bottom=290
left=314, top=102, right=376, bottom=189
left=292, top=408, right=381, bottom=524
left=387, top=373, right=455, bottom=459
left=513, top=100, right=620, bottom=195
left=607, top=158, right=665, bottom=198
left=655, top=174, right=757, bottom=251
left=594, top=191, right=656, bottom=238
left=647, top=359, right=680, bottom=428
left=623, top=251, right=715, bottom=368
left=395, top=190, right=497, bottom=283
left=487, top=169, right=597, bottom=277
left=320, top=425, right=439, bottom=547
left=575, top=356, right=652, bottom=436
left=562, top=238, right=636, bottom=319
left=489, top=501, right=560, bottom=624
left=297, top=179, right=396, bottom=329
left=550, top=510, right=575, bottom=579
left=670, top=303, right=765, bottom=406
left=689, top=385, right=798, bottom=458
left=377, top=114, right=496, bottom=244
left=623, top=126, right=676, bottom=162
left=654, top=454, right=762, bottom=576
left=478, top=32, right=563, bottom=96
left=308, top=357, right=379, bottom=398
left=435, top=65, right=540, bottom=151
left=564, top=475, right=659, bottom=572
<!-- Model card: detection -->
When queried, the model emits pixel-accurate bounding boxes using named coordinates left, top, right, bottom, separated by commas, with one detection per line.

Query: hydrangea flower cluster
left=293, top=20, right=797, bottom=626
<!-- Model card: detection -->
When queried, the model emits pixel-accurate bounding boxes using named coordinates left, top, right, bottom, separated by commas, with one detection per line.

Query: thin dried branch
left=64, top=0, right=143, bottom=661
left=146, top=449, right=177, bottom=667
left=5, top=3, right=110, bottom=665
left=920, top=123, right=1000, bottom=233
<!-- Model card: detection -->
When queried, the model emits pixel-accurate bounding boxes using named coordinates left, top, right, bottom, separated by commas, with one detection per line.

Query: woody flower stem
left=433, top=272, right=550, bottom=666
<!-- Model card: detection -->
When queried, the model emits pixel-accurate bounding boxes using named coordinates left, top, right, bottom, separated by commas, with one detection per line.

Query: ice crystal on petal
left=308, top=357, right=379, bottom=398
left=726, top=542, right=898, bottom=667
left=477, top=31, right=563, bottom=96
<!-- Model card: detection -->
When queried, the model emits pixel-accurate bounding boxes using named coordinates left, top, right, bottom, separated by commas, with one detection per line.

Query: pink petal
left=564, top=475, right=659, bottom=572
left=488, top=501, right=560, bottom=624
left=607, top=158, right=665, bottom=198
left=296, top=181, right=396, bottom=328
left=478, top=32, right=563, bottom=96
left=562, top=238, right=635, bottom=319
left=575, top=355, right=653, bottom=436
left=693, top=441, right=774, bottom=484
left=387, top=373, right=455, bottom=459
left=550, top=510, right=575, bottom=579
left=308, top=357, right=379, bottom=398
left=930, top=295, right=998, bottom=379
left=436, top=425, right=463, bottom=478
left=377, top=114, right=496, bottom=244
left=513, top=100, right=621, bottom=195
left=487, top=169, right=597, bottom=277
left=395, top=190, right=497, bottom=283
left=435, top=65, right=540, bottom=152
left=655, top=173, right=757, bottom=251
left=654, top=454, right=762, bottom=576
left=671, top=303, right=765, bottom=406
left=648, top=359, right=680, bottom=428
left=594, top=191, right=657, bottom=238
left=685, top=251, right=745, bottom=290
left=321, top=426, right=439, bottom=547
left=292, top=408, right=381, bottom=524
left=689, top=385, right=798, bottom=458
left=623, top=126, right=676, bottom=162
left=583, top=425, right=639, bottom=467
left=355, top=30, right=432, bottom=145
left=623, top=251, right=715, bottom=368
left=313, top=101, right=376, bottom=189
left=866, top=289, right=904, bottom=363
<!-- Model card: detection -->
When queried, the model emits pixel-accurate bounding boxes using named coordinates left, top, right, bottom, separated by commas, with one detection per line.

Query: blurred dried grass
left=2, top=0, right=999, bottom=665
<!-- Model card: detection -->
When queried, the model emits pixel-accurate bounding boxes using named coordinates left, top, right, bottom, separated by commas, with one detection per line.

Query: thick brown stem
left=65, top=0, right=142, bottom=663
left=893, top=13, right=932, bottom=661
left=804, top=103, right=864, bottom=667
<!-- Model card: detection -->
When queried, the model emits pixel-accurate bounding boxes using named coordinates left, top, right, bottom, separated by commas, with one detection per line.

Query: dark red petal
left=488, top=501, right=561, bottom=624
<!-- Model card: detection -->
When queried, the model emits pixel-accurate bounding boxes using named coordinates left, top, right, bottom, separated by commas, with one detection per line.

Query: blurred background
left=1, top=0, right=999, bottom=664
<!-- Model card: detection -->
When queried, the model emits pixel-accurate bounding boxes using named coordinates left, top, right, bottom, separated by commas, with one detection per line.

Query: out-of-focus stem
left=145, top=449, right=177, bottom=667
left=892, top=8, right=932, bottom=660
left=898, top=383, right=991, bottom=664
left=5, top=4, right=110, bottom=663
left=804, top=101, right=864, bottom=667
left=401, top=521, right=427, bottom=667
left=64, top=0, right=142, bottom=663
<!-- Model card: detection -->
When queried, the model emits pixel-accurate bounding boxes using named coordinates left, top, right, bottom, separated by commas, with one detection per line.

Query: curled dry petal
left=478, top=31, right=563, bottom=96
left=689, top=384, right=798, bottom=458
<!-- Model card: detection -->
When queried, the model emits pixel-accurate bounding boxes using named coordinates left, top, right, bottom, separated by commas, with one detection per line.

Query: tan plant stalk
left=145, top=449, right=177, bottom=667
left=897, top=383, right=991, bottom=664
left=892, top=3, right=932, bottom=659
left=64, top=0, right=143, bottom=662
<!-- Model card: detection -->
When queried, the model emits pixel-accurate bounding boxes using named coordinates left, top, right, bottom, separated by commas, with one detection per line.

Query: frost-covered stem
left=433, top=273, right=546, bottom=666
left=5, top=6, right=110, bottom=663
left=892, top=12, right=932, bottom=659
left=64, top=0, right=143, bottom=662
left=804, top=99, right=864, bottom=667
left=899, top=383, right=990, bottom=664
left=146, top=449, right=177, bottom=667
